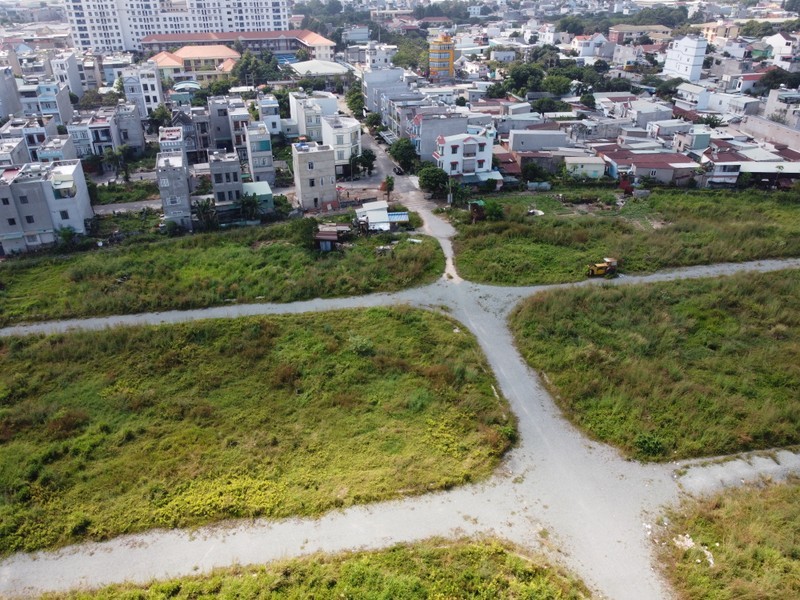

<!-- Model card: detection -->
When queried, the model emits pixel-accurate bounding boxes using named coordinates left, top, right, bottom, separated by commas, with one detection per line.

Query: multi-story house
left=764, top=32, right=800, bottom=73
left=209, top=151, right=243, bottom=205
left=321, top=115, right=361, bottom=176
left=0, top=160, right=94, bottom=255
left=607, top=24, right=672, bottom=44
left=172, top=107, right=210, bottom=163
left=67, top=107, right=121, bottom=158
left=37, top=135, right=78, bottom=163
left=257, top=93, right=281, bottom=135
left=158, top=126, right=186, bottom=161
left=289, top=91, right=338, bottom=142
left=1, top=116, right=58, bottom=161
left=292, top=141, right=336, bottom=211
left=115, top=102, right=145, bottom=155
left=99, top=53, right=135, bottom=85
left=229, top=105, right=252, bottom=160
left=661, top=36, right=707, bottom=83
left=571, top=33, right=608, bottom=58
left=764, top=88, right=800, bottom=129
left=157, top=151, right=193, bottom=231
left=50, top=51, right=84, bottom=98
left=429, top=33, right=455, bottom=81
left=65, top=1, right=291, bottom=53
left=408, top=110, right=469, bottom=163
left=150, top=45, right=240, bottom=85
left=433, top=130, right=498, bottom=185
left=0, top=67, right=22, bottom=119
left=208, top=95, right=246, bottom=151
left=17, top=79, right=72, bottom=125
left=120, top=61, right=164, bottom=119
left=0, top=138, right=30, bottom=166
left=244, top=122, right=275, bottom=184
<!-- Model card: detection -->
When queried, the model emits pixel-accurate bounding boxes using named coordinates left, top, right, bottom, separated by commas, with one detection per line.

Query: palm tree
left=383, top=175, right=395, bottom=203
left=192, top=198, right=218, bottom=231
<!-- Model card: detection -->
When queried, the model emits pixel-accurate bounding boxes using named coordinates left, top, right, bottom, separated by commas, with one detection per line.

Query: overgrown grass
left=510, top=270, right=800, bottom=460
left=454, top=189, right=800, bottom=285
left=94, top=181, right=160, bottom=205
left=0, top=308, right=515, bottom=554
left=0, top=222, right=444, bottom=325
left=660, top=478, right=800, bottom=599
left=43, top=539, right=590, bottom=599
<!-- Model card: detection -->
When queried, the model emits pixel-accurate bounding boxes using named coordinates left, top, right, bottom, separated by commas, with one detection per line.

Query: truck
left=587, top=257, right=618, bottom=277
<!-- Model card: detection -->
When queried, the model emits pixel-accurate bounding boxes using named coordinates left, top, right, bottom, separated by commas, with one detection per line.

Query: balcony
left=463, top=152, right=476, bottom=158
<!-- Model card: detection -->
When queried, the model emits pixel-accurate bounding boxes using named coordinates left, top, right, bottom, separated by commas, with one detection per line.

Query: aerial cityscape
left=0, top=0, right=799, bottom=598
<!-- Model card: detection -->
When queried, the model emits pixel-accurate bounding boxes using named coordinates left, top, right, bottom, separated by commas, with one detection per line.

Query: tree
left=388, top=138, right=417, bottom=171
left=580, top=93, right=596, bottom=109
left=522, top=162, right=550, bottom=182
left=295, top=48, right=311, bottom=62
left=484, top=199, right=503, bottom=221
left=382, top=175, right=394, bottom=203
left=542, top=75, right=572, bottom=96
left=237, top=192, right=261, bottom=221
left=365, top=112, right=382, bottom=129
left=417, top=164, right=449, bottom=197
left=358, top=149, right=376, bottom=175
left=455, top=96, right=467, bottom=106
left=485, top=83, right=506, bottom=98
left=346, top=85, right=364, bottom=115
left=103, top=147, right=124, bottom=175
left=193, top=198, right=219, bottom=231
left=149, top=104, right=172, bottom=132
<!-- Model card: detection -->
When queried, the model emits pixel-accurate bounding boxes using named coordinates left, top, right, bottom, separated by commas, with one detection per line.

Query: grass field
left=0, top=221, right=444, bottom=325
left=661, top=478, right=800, bottom=599
left=510, top=270, right=800, bottom=460
left=95, top=181, right=160, bottom=205
left=453, top=189, right=800, bottom=285
left=42, top=539, right=590, bottom=599
left=0, top=308, right=515, bottom=554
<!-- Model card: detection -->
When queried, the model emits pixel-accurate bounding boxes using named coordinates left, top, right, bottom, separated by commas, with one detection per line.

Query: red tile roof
left=140, top=30, right=335, bottom=46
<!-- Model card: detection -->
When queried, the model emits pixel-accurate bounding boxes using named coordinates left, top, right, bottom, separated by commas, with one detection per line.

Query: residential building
left=607, top=24, right=672, bottom=44
left=244, top=122, right=275, bottom=184
left=361, top=67, right=407, bottom=114
left=289, top=91, right=338, bottom=142
left=292, top=141, right=336, bottom=210
left=571, top=33, right=608, bottom=58
left=157, top=151, right=192, bottom=231
left=434, top=131, right=492, bottom=177
left=622, top=100, right=673, bottom=128
left=229, top=104, right=252, bottom=159
left=65, top=0, right=291, bottom=53
left=67, top=107, right=120, bottom=158
left=0, top=138, right=30, bottom=166
left=764, top=32, right=800, bottom=72
left=1, top=116, right=58, bottom=161
left=364, top=42, right=398, bottom=69
left=662, top=36, right=707, bottom=83
left=764, top=88, right=800, bottom=129
left=17, top=79, right=72, bottom=125
left=139, top=30, right=333, bottom=61
left=342, top=26, right=371, bottom=45
left=120, top=61, right=164, bottom=119
left=321, top=115, right=361, bottom=176
left=507, top=130, right=569, bottom=152
left=694, top=21, right=740, bottom=45
left=159, top=126, right=186, bottom=160
left=673, top=82, right=711, bottom=112
left=150, top=45, right=241, bottom=85
left=564, top=156, right=606, bottom=178
left=429, top=33, right=455, bottom=82
left=37, top=136, right=77, bottom=163
left=257, top=93, right=281, bottom=135
left=51, top=51, right=84, bottom=98
left=100, top=53, right=135, bottom=85
left=408, top=110, right=469, bottom=163
left=0, top=160, right=94, bottom=255
left=115, top=102, right=146, bottom=155
left=209, top=151, right=243, bottom=206
left=208, top=96, right=246, bottom=150
left=0, top=67, right=22, bottom=119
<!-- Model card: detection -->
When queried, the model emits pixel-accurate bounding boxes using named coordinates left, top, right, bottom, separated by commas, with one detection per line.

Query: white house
left=764, top=32, right=800, bottom=72
left=662, top=36, right=707, bottom=82
left=564, top=156, right=606, bottom=178
left=571, top=33, right=608, bottom=58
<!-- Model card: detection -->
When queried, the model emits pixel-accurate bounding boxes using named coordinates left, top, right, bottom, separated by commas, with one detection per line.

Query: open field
left=0, top=308, right=514, bottom=554
left=94, top=181, right=160, bottom=205
left=510, top=270, right=800, bottom=460
left=0, top=221, right=444, bottom=325
left=660, top=477, right=800, bottom=599
left=453, top=189, right=800, bottom=285
left=42, top=539, right=590, bottom=599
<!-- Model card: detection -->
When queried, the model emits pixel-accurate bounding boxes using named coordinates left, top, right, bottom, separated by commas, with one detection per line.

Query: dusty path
left=2, top=186, right=799, bottom=599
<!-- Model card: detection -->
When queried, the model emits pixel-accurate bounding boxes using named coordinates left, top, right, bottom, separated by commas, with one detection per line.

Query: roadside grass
left=0, top=308, right=516, bottom=554
left=42, top=539, right=591, bottom=599
left=660, top=477, right=800, bottom=599
left=94, top=181, right=160, bottom=205
left=454, top=189, right=800, bottom=285
left=510, top=270, right=800, bottom=460
left=0, top=222, right=444, bottom=325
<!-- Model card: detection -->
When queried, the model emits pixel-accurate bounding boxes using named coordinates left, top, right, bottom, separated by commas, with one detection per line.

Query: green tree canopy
left=388, top=138, right=417, bottom=171
left=542, top=75, right=572, bottom=96
left=417, top=164, right=449, bottom=197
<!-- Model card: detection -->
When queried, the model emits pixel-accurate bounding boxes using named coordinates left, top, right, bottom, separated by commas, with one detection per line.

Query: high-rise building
left=65, top=0, right=291, bottom=53
left=429, top=34, right=455, bottom=82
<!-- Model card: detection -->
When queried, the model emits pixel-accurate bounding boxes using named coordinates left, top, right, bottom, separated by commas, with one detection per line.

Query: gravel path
left=1, top=187, right=799, bottom=599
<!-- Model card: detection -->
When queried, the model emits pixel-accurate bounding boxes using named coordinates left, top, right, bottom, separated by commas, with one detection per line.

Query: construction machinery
left=587, top=257, right=618, bottom=277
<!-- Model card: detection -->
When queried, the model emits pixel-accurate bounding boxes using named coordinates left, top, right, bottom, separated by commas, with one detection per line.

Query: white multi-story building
left=120, top=61, right=164, bottom=119
left=17, top=79, right=73, bottom=125
left=244, top=122, right=275, bottom=184
left=51, top=51, right=84, bottom=99
left=65, top=0, right=291, bottom=53
left=257, top=93, right=281, bottom=135
left=0, top=160, right=94, bottom=255
left=661, top=36, right=707, bottom=83
left=292, top=141, right=336, bottom=211
left=433, top=131, right=493, bottom=177
left=321, top=115, right=361, bottom=176
left=289, top=91, right=338, bottom=142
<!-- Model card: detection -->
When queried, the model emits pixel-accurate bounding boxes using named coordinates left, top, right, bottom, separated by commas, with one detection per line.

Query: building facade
left=157, top=150, right=192, bottom=231
left=292, top=141, right=336, bottom=210
left=120, top=61, right=164, bottom=119
left=321, top=115, right=361, bottom=176
left=662, top=36, right=707, bottom=83
left=244, top=122, right=275, bottom=184
left=429, top=33, right=455, bottom=81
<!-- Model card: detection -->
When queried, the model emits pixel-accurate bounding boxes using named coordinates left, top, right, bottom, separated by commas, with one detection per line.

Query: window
left=307, top=161, right=314, bottom=170
left=19, top=195, right=28, bottom=204
left=214, top=173, right=223, bottom=183
left=1, top=198, right=8, bottom=205
left=25, top=234, right=38, bottom=243
left=336, top=135, right=344, bottom=145
left=25, top=215, right=34, bottom=224
left=232, top=173, right=238, bottom=182
left=451, top=145, right=458, bottom=154
left=217, top=191, right=225, bottom=202
left=478, top=143, right=486, bottom=152
left=649, top=169, right=657, bottom=177
left=60, top=210, right=69, bottom=220
left=309, top=178, right=315, bottom=187
left=7, top=218, right=15, bottom=226
left=337, top=150, right=344, bottom=160
left=159, top=178, right=169, bottom=187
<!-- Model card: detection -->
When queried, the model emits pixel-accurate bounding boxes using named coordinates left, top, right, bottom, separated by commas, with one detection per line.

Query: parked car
left=393, top=166, right=404, bottom=175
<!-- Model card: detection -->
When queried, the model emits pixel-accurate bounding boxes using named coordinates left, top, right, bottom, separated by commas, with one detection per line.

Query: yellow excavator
left=587, top=257, right=618, bottom=277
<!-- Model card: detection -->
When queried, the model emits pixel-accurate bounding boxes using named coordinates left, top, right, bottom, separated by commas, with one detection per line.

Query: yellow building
left=429, top=33, right=454, bottom=81
left=151, top=45, right=240, bottom=85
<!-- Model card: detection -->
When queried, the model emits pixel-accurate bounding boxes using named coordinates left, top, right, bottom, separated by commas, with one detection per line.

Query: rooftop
left=140, top=30, right=335, bottom=47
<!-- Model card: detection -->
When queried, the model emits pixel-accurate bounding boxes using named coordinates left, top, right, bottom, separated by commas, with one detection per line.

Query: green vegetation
left=0, top=308, right=515, bottom=553
left=0, top=222, right=444, bottom=325
left=454, top=190, right=800, bottom=285
left=94, top=181, right=159, bottom=205
left=661, top=478, right=800, bottom=599
left=511, top=270, right=800, bottom=460
left=43, top=539, right=589, bottom=599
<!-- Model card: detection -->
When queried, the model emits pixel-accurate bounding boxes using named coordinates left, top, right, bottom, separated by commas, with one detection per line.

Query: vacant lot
left=0, top=308, right=514, bottom=554
left=454, top=190, right=800, bottom=285
left=95, top=181, right=160, bottom=205
left=661, top=478, right=800, bottom=599
left=0, top=221, right=443, bottom=325
left=511, top=270, right=800, bottom=460
left=43, top=539, right=590, bottom=599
